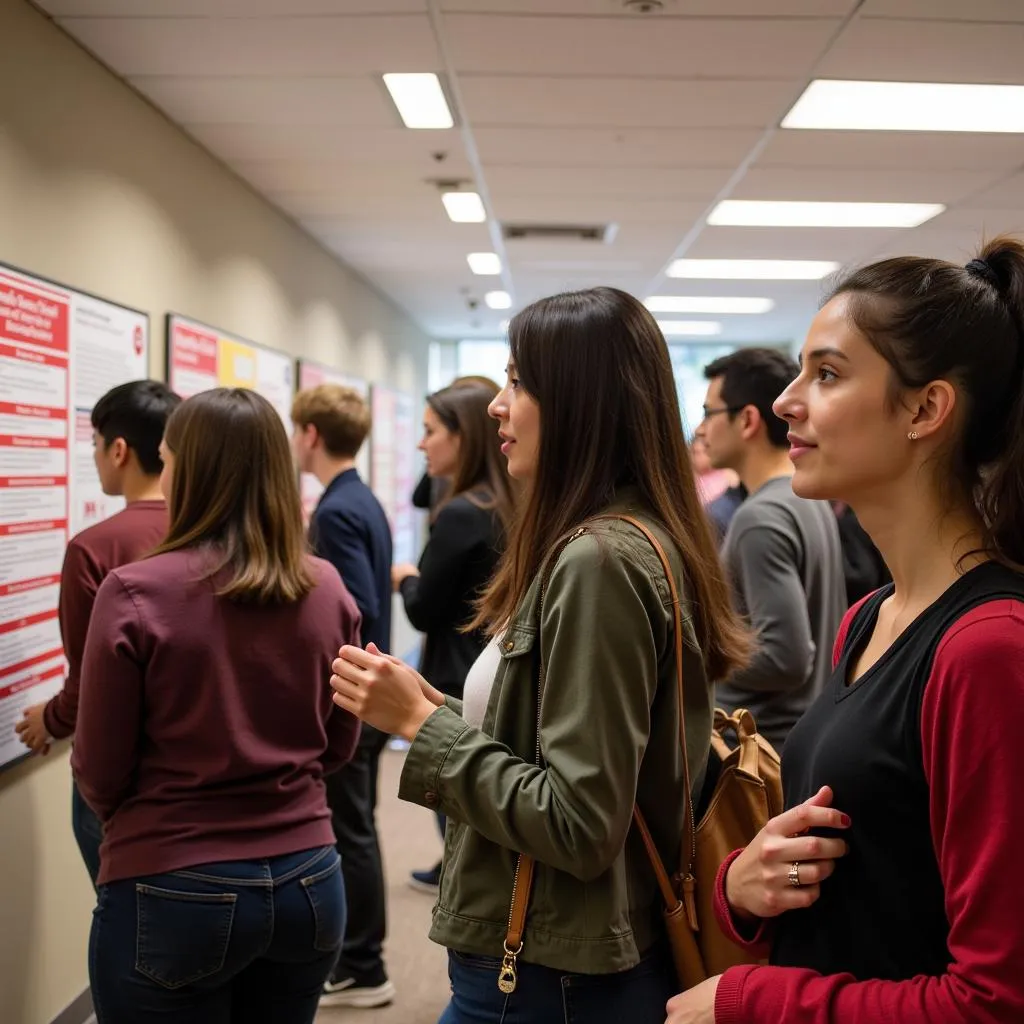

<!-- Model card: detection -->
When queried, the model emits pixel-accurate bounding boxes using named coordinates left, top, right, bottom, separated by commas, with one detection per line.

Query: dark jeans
left=89, top=845, right=343, bottom=1024
left=326, top=723, right=390, bottom=980
left=438, top=944, right=677, bottom=1024
left=72, top=779, right=103, bottom=889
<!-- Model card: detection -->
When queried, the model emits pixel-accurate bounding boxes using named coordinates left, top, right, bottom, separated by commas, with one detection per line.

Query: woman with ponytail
left=667, top=237, right=1024, bottom=1024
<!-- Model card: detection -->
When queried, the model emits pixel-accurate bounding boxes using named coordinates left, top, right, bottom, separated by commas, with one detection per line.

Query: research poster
left=166, top=314, right=295, bottom=431
left=0, top=263, right=149, bottom=770
left=371, top=385, right=418, bottom=566
left=296, top=359, right=369, bottom=519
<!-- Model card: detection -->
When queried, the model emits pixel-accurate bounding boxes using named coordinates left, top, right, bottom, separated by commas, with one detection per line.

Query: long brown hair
left=153, top=388, right=315, bottom=603
left=473, top=286, right=749, bottom=682
left=428, top=383, right=516, bottom=532
left=830, top=235, right=1024, bottom=570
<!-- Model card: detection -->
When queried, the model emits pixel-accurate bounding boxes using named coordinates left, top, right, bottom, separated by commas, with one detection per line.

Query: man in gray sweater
left=698, top=348, right=845, bottom=751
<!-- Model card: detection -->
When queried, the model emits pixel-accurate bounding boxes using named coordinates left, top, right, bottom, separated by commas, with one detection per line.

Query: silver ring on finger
left=788, top=861, right=802, bottom=888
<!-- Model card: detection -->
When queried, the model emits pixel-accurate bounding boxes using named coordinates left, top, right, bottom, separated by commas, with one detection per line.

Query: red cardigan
left=714, top=597, right=1024, bottom=1024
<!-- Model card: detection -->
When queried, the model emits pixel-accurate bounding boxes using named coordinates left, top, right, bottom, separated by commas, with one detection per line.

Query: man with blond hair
left=292, top=383, right=395, bottom=1009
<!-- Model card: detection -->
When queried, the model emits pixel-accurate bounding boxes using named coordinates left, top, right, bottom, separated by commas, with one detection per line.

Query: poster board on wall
left=0, top=263, right=148, bottom=771
left=370, top=385, right=417, bottom=566
left=165, top=314, right=294, bottom=431
left=296, top=359, right=369, bottom=520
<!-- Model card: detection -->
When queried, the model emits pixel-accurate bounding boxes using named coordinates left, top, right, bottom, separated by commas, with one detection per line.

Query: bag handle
left=500, top=514, right=696, bottom=992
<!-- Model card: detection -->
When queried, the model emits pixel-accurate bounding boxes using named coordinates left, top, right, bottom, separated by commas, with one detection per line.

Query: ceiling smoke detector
left=622, top=0, right=666, bottom=12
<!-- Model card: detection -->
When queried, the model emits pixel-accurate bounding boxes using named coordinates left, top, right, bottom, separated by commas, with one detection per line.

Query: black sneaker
left=408, top=862, right=441, bottom=895
left=320, top=968, right=396, bottom=1008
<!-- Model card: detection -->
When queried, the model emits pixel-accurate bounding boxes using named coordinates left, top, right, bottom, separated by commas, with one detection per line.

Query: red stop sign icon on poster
left=133, top=325, right=144, bottom=357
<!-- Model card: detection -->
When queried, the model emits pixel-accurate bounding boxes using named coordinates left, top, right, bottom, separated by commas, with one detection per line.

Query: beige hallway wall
left=0, top=1, right=433, bottom=1020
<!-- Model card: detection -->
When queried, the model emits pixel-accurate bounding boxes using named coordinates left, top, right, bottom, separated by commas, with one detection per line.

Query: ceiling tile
left=132, top=76, right=395, bottom=126
left=683, top=226, right=903, bottom=262
left=484, top=165, right=733, bottom=200
left=440, top=1, right=854, bottom=14
left=818, top=18, right=1024, bottom=83
left=734, top=166, right=1004, bottom=204
left=460, top=76, right=799, bottom=128
left=444, top=14, right=838, bottom=78
left=491, top=195, right=708, bottom=226
left=952, top=171, right=1024, bottom=210
left=473, top=127, right=761, bottom=167
left=859, top=0, right=1024, bottom=21
left=42, top=0, right=424, bottom=13
left=232, top=158, right=473, bottom=194
left=758, top=130, right=1024, bottom=172
left=59, top=15, right=439, bottom=75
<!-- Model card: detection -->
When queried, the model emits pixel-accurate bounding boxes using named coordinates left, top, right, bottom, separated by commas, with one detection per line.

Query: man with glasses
left=697, top=348, right=844, bottom=751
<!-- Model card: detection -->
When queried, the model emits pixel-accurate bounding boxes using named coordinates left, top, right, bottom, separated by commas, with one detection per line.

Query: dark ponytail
left=829, top=234, right=1024, bottom=570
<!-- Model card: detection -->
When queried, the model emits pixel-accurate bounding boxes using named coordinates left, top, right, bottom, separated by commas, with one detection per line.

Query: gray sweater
left=717, top=476, right=845, bottom=751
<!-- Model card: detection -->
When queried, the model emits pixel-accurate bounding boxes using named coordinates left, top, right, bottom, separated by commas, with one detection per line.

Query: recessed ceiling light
left=645, top=296, right=774, bottom=314
left=656, top=321, right=723, bottom=337
left=467, top=252, right=502, bottom=275
left=485, top=291, right=512, bottom=310
left=708, top=200, right=944, bottom=228
left=783, top=79, right=1024, bottom=133
left=382, top=73, right=454, bottom=130
left=442, top=192, right=486, bottom=223
left=668, top=258, right=839, bottom=280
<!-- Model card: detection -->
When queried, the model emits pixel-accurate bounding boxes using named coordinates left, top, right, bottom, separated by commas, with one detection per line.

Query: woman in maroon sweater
left=73, top=388, right=362, bottom=1024
left=668, top=237, right=1024, bottom=1024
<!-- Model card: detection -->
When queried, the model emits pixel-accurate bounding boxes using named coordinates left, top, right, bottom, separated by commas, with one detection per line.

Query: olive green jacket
left=398, top=495, right=713, bottom=974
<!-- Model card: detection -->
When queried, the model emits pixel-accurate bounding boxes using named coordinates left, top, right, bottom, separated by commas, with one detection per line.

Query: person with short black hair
left=16, top=379, right=180, bottom=886
left=697, top=348, right=845, bottom=751
left=291, top=383, right=396, bottom=1009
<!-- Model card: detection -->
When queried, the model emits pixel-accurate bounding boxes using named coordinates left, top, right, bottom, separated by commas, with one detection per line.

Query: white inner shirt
left=461, top=635, right=504, bottom=731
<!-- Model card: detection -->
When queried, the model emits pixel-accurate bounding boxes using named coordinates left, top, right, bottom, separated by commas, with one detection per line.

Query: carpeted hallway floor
left=316, top=746, right=450, bottom=1024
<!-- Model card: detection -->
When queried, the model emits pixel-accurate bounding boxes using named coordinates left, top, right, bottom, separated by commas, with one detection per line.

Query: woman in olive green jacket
left=332, top=287, right=749, bottom=1024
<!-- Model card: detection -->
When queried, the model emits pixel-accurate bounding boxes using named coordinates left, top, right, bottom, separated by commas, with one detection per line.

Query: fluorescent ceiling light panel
left=783, top=79, right=1024, bottom=133
left=708, top=200, right=944, bottom=228
left=442, top=192, right=486, bottom=223
left=382, top=73, right=453, bottom=129
left=485, top=291, right=512, bottom=310
left=657, top=321, right=723, bottom=337
left=467, top=252, right=502, bottom=275
left=645, top=296, right=774, bottom=314
left=668, top=258, right=839, bottom=280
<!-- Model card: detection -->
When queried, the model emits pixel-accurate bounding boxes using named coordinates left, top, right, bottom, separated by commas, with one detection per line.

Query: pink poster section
left=371, top=386, right=417, bottom=565
left=297, top=360, right=369, bottom=520
left=0, top=271, right=70, bottom=766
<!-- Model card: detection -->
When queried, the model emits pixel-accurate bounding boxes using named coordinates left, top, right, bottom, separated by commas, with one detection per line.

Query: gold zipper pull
left=497, top=942, right=521, bottom=993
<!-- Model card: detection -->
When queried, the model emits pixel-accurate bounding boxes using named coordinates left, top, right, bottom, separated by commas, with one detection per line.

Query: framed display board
left=0, top=262, right=149, bottom=771
left=370, top=385, right=418, bottom=565
left=296, top=358, right=369, bottom=519
left=166, top=314, right=294, bottom=431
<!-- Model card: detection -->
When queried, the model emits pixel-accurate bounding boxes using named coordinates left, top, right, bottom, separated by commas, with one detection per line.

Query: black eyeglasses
left=701, top=405, right=740, bottom=421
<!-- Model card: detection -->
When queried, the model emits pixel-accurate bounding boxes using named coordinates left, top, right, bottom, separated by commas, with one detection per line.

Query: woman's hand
left=391, top=563, right=419, bottom=592
left=664, top=975, right=720, bottom=1024
left=15, top=703, right=51, bottom=755
left=373, top=645, right=445, bottom=707
left=725, top=785, right=850, bottom=921
left=331, top=642, right=439, bottom=740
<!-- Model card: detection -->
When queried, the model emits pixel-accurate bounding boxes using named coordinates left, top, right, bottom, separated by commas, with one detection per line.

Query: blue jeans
left=72, top=780, right=103, bottom=888
left=438, top=944, right=676, bottom=1024
left=89, top=845, right=344, bottom=1024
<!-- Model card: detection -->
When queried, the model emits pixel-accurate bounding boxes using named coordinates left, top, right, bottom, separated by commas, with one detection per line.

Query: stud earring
left=908, top=431, right=919, bottom=440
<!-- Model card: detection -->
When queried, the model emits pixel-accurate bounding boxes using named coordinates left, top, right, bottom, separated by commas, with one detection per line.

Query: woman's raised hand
left=725, top=785, right=850, bottom=921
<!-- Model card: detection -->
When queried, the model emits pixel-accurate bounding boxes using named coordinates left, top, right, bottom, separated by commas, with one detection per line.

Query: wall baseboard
left=52, top=988, right=93, bottom=1024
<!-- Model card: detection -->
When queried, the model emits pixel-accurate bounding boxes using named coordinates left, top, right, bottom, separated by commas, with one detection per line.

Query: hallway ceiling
left=32, top=0, right=1024, bottom=346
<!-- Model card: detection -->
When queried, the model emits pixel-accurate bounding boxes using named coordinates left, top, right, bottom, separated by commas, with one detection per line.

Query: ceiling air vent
left=501, top=223, right=617, bottom=243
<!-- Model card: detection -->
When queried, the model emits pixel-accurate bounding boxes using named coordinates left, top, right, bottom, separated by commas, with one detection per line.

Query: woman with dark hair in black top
left=393, top=383, right=514, bottom=891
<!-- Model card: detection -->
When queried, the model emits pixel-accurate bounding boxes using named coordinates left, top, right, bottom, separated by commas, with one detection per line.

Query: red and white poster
left=296, top=359, right=369, bottom=520
left=0, top=269, right=70, bottom=768
left=0, top=264, right=149, bottom=770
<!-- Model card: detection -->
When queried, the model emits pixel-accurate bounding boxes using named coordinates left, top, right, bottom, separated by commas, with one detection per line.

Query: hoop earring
left=908, top=431, right=919, bottom=440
